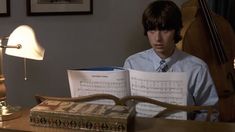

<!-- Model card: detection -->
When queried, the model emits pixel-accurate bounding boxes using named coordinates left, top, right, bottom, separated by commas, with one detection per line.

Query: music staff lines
left=80, top=80, right=126, bottom=88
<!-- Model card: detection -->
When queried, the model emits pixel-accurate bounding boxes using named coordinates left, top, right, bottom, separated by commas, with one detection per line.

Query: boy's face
left=147, top=29, right=175, bottom=58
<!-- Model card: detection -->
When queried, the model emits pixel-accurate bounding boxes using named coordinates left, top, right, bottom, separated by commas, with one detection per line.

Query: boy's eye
left=161, top=30, right=168, bottom=33
left=148, top=30, right=156, bottom=34
left=148, top=30, right=168, bottom=34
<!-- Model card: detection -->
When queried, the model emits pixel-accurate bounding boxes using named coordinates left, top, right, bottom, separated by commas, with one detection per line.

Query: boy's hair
left=142, top=0, right=183, bottom=43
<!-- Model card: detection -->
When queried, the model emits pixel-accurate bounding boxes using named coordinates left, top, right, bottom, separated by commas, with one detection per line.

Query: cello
left=179, top=0, right=235, bottom=122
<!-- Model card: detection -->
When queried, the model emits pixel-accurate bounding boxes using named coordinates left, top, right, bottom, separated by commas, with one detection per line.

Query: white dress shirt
left=123, top=48, right=219, bottom=121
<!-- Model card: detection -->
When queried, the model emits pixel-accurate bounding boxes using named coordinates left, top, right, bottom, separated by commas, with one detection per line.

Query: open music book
left=67, top=67, right=188, bottom=120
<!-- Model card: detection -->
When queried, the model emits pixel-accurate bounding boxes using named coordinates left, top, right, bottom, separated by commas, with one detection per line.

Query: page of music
left=67, top=69, right=130, bottom=104
left=129, top=69, right=188, bottom=120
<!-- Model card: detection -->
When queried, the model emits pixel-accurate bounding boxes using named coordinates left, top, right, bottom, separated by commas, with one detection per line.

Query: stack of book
left=30, top=100, right=135, bottom=131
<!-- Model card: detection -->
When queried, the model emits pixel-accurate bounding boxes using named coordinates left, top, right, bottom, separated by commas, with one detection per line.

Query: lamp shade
left=5, top=25, right=45, bottom=60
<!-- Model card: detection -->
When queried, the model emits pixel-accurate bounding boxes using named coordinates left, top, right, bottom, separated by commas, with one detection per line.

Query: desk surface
left=1, top=109, right=235, bottom=132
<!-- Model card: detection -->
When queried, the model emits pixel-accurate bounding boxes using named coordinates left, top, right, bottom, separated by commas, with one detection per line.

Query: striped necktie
left=156, top=60, right=168, bottom=72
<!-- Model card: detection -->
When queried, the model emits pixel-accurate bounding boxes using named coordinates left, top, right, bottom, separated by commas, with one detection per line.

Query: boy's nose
left=155, top=31, right=162, bottom=41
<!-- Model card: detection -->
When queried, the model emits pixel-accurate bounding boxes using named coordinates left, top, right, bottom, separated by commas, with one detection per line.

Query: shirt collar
left=148, top=48, right=179, bottom=70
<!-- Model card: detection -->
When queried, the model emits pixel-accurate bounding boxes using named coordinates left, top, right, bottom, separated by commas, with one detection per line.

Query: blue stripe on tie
left=156, top=60, right=168, bottom=72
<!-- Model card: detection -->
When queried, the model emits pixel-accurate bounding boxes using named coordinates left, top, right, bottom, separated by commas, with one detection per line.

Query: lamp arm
left=0, top=36, right=21, bottom=49
left=0, top=44, right=21, bottom=49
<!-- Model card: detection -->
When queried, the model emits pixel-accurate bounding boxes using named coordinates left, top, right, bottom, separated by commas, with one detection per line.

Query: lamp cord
left=24, top=58, right=27, bottom=80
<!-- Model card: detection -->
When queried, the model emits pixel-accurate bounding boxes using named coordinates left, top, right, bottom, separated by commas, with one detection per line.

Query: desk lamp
left=0, top=25, right=45, bottom=121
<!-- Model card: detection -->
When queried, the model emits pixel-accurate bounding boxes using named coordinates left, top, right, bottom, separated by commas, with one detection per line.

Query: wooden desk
left=1, top=109, right=235, bottom=132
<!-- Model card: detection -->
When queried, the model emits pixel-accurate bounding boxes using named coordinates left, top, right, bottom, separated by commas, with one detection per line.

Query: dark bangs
left=143, top=14, right=178, bottom=32
left=142, top=1, right=182, bottom=35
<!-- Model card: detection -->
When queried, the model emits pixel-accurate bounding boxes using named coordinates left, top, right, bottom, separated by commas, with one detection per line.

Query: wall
left=0, top=0, right=187, bottom=107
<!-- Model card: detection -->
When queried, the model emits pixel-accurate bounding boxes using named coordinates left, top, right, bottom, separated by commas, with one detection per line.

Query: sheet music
left=67, top=69, right=130, bottom=105
left=129, top=69, right=188, bottom=120
left=68, top=68, right=188, bottom=120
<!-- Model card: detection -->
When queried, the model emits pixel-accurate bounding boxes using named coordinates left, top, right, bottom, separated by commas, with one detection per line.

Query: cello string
left=200, top=0, right=227, bottom=64
left=200, top=0, right=223, bottom=62
left=202, top=0, right=227, bottom=63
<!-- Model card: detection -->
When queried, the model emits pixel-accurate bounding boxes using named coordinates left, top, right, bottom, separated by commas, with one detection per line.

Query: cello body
left=180, top=0, right=235, bottom=121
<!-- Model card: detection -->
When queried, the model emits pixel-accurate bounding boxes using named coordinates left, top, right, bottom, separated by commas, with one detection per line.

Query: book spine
left=30, top=111, right=129, bottom=132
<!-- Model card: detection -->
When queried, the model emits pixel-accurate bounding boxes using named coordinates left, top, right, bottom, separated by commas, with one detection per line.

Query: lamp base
left=0, top=101, right=22, bottom=121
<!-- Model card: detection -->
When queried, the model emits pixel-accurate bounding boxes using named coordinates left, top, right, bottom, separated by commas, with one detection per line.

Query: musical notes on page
left=67, top=69, right=130, bottom=105
left=129, top=69, right=187, bottom=120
